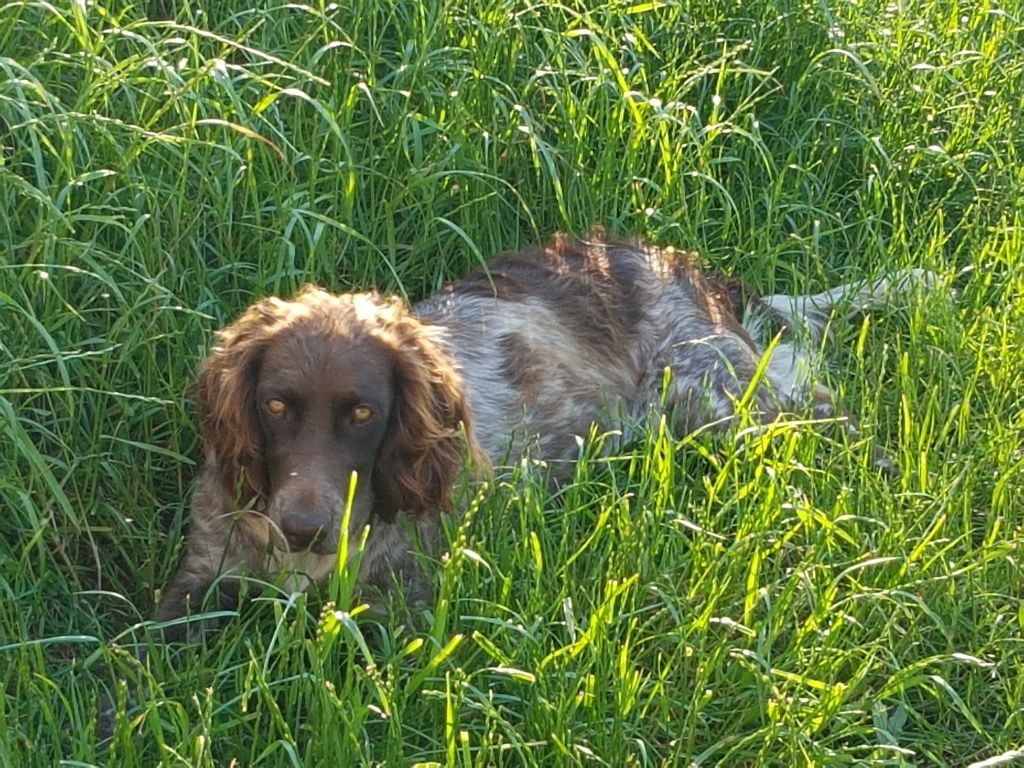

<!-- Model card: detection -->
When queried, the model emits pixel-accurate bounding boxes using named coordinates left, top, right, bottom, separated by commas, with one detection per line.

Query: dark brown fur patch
left=454, top=233, right=648, bottom=360
left=705, top=274, right=758, bottom=321
left=499, top=333, right=543, bottom=404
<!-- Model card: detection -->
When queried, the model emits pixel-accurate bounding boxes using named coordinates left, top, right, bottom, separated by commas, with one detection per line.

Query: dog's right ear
left=194, top=298, right=287, bottom=503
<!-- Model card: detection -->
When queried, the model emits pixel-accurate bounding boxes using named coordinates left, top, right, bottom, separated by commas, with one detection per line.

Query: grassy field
left=2, top=0, right=1022, bottom=764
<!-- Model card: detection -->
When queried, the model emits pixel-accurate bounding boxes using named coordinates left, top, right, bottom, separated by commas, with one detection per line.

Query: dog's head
left=194, top=286, right=479, bottom=554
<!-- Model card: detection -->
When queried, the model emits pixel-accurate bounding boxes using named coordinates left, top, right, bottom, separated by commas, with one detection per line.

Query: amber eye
left=266, top=398, right=287, bottom=416
left=351, top=405, right=374, bottom=424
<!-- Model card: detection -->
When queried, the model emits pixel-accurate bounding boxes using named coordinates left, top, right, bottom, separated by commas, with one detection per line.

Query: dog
left=154, top=231, right=929, bottom=635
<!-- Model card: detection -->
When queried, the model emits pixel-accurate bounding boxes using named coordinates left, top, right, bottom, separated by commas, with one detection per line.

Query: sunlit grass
left=1, top=0, right=1022, bottom=765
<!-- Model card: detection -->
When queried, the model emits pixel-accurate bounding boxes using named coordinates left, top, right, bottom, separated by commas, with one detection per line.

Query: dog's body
left=156, top=232, right=926, bottom=631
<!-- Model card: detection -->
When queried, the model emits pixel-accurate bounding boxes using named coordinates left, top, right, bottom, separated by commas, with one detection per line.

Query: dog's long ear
left=372, top=302, right=484, bottom=521
left=195, top=298, right=288, bottom=504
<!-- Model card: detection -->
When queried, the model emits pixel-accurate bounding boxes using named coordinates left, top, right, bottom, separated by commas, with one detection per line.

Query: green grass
left=1, top=0, right=1022, bottom=764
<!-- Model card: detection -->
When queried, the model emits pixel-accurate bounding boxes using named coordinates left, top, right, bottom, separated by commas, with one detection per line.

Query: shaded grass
left=1, top=0, right=1022, bottom=764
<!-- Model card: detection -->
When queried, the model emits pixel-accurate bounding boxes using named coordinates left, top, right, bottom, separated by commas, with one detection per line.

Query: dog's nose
left=281, top=513, right=329, bottom=551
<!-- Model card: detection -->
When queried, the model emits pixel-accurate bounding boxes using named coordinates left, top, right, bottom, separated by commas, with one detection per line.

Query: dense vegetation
left=1, top=0, right=1021, bottom=764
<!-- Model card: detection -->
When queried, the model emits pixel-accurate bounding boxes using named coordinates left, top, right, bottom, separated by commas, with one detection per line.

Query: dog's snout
left=281, top=513, right=329, bottom=551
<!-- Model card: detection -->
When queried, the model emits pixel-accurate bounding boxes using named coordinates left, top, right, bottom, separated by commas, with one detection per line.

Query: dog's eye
left=266, top=398, right=287, bottom=416
left=351, top=405, right=374, bottom=424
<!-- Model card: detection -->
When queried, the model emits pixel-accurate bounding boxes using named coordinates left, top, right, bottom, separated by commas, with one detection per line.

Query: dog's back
left=415, top=233, right=772, bottom=467
left=417, top=231, right=932, bottom=474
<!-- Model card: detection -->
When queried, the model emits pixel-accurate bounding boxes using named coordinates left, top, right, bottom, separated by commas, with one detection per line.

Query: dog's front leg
left=153, top=461, right=247, bottom=643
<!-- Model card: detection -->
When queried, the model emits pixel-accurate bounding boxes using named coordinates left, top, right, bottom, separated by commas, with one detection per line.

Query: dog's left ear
left=372, top=304, right=483, bottom=521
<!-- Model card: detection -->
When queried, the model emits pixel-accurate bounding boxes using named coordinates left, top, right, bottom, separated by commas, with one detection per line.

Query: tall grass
left=1, top=0, right=1021, bottom=764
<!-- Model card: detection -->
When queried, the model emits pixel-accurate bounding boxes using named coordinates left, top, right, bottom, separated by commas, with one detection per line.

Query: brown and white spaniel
left=155, top=231, right=930, bottom=633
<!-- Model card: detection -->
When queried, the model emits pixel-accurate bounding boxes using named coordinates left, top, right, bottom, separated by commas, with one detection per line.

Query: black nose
left=281, top=513, right=329, bottom=550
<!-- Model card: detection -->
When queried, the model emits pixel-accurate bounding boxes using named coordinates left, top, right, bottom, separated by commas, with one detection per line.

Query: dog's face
left=194, top=288, right=480, bottom=556
left=255, top=332, right=396, bottom=553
